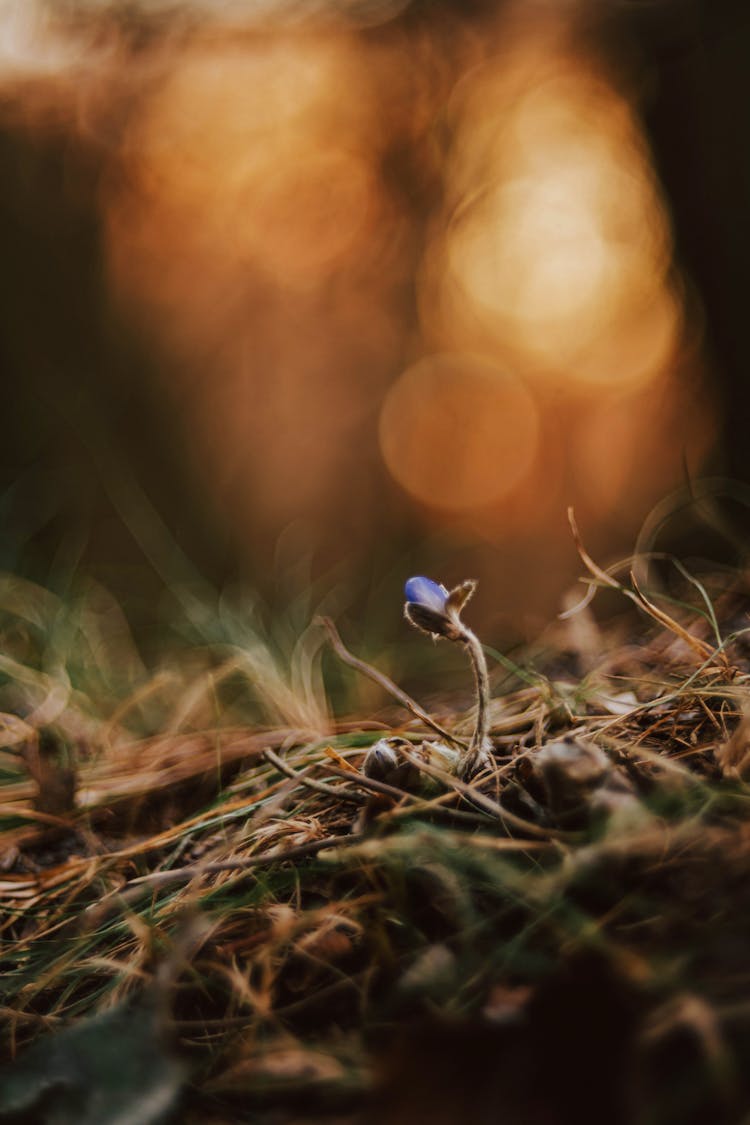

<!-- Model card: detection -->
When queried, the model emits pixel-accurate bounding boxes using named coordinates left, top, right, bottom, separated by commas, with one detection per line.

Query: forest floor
left=1, top=550, right=750, bottom=1125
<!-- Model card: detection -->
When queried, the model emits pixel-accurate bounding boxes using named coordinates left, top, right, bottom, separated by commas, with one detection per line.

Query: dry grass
left=1, top=556, right=750, bottom=1123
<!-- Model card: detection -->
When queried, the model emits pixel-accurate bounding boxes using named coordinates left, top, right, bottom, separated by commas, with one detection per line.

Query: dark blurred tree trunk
left=0, top=113, right=234, bottom=609
left=619, top=0, right=750, bottom=481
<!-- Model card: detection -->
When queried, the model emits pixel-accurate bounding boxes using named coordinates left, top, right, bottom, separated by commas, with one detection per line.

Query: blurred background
left=0, top=0, right=747, bottom=652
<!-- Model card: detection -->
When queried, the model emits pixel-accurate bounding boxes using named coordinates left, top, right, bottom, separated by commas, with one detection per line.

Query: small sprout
left=362, top=736, right=459, bottom=791
left=363, top=736, right=420, bottom=789
left=422, top=740, right=460, bottom=773
left=363, top=737, right=402, bottom=782
left=403, top=576, right=492, bottom=780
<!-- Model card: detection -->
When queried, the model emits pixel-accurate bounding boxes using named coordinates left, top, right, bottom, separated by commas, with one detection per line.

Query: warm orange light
left=102, top=29, right=414, bottom=557
left=106, top=33, right=382, bottom=336
left=423, top=57, right=679, bottom=392
left=378, top=353, right=539, bottom=511
left=92, top=9, right=720, bottom=614
left=0, top=2, right=722, bottom=627
left=572, top=373, right=717, bottom=520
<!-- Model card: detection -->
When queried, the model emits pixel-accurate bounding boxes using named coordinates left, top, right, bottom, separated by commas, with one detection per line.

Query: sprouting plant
left=403, top=576, right=492, bottom=779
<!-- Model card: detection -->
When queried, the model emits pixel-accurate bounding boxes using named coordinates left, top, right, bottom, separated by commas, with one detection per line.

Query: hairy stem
left=456, top=623, right=492, bottom=779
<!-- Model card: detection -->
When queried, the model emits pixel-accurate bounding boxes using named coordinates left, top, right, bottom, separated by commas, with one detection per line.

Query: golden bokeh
left=106, top=33, right=382, bottom=330
left=101, top=27, right=416, bottom=568
left=0, top=2, right=706, bottom=619
left=379, top=353, right=539, bottom=511
left=423, top=53, right=680, bottom=392
left=572, top=370, right=717, bottom=520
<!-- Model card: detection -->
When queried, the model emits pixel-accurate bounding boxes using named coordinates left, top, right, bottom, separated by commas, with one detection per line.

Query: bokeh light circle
left=379, top=353, right=539, bottom=511
left=423, top=58, right=682, bottom=393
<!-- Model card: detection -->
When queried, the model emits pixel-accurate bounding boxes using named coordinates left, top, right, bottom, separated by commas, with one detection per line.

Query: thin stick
left=119, top=832, right=366, bottom=893
left=399, top=747, right=572, bottom=842
left=323, top=763, right=495, bottom=826
left=323, top=763, right=413, bottom=803
left=263, top=748, right=365, bottom=805
left=318, top=616, right=466, bottom=748
left=384, top=794, right=500, bottom=828
left=337, top=829, right=557, bottom=861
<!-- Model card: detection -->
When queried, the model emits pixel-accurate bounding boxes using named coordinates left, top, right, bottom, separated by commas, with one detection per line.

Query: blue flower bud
left=404, top=576, right=449, bottom=615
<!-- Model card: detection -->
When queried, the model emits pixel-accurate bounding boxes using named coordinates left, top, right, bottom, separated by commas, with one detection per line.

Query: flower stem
left=456, top=623, right=492, bottom=779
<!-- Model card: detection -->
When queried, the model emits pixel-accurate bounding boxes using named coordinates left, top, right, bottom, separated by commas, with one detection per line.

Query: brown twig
left=263, top=747, right=365, bottom=805
left=122, top=832, right=365, bottom=891
left=399, top=746, right=573, bottom=842
left=323, top=763, right=495, bottom=826
left=317, top=616, right=466, bottom=748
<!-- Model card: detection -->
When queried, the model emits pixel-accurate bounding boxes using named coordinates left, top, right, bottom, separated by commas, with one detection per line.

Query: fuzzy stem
left=456, top=623, right=492, bottom=779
